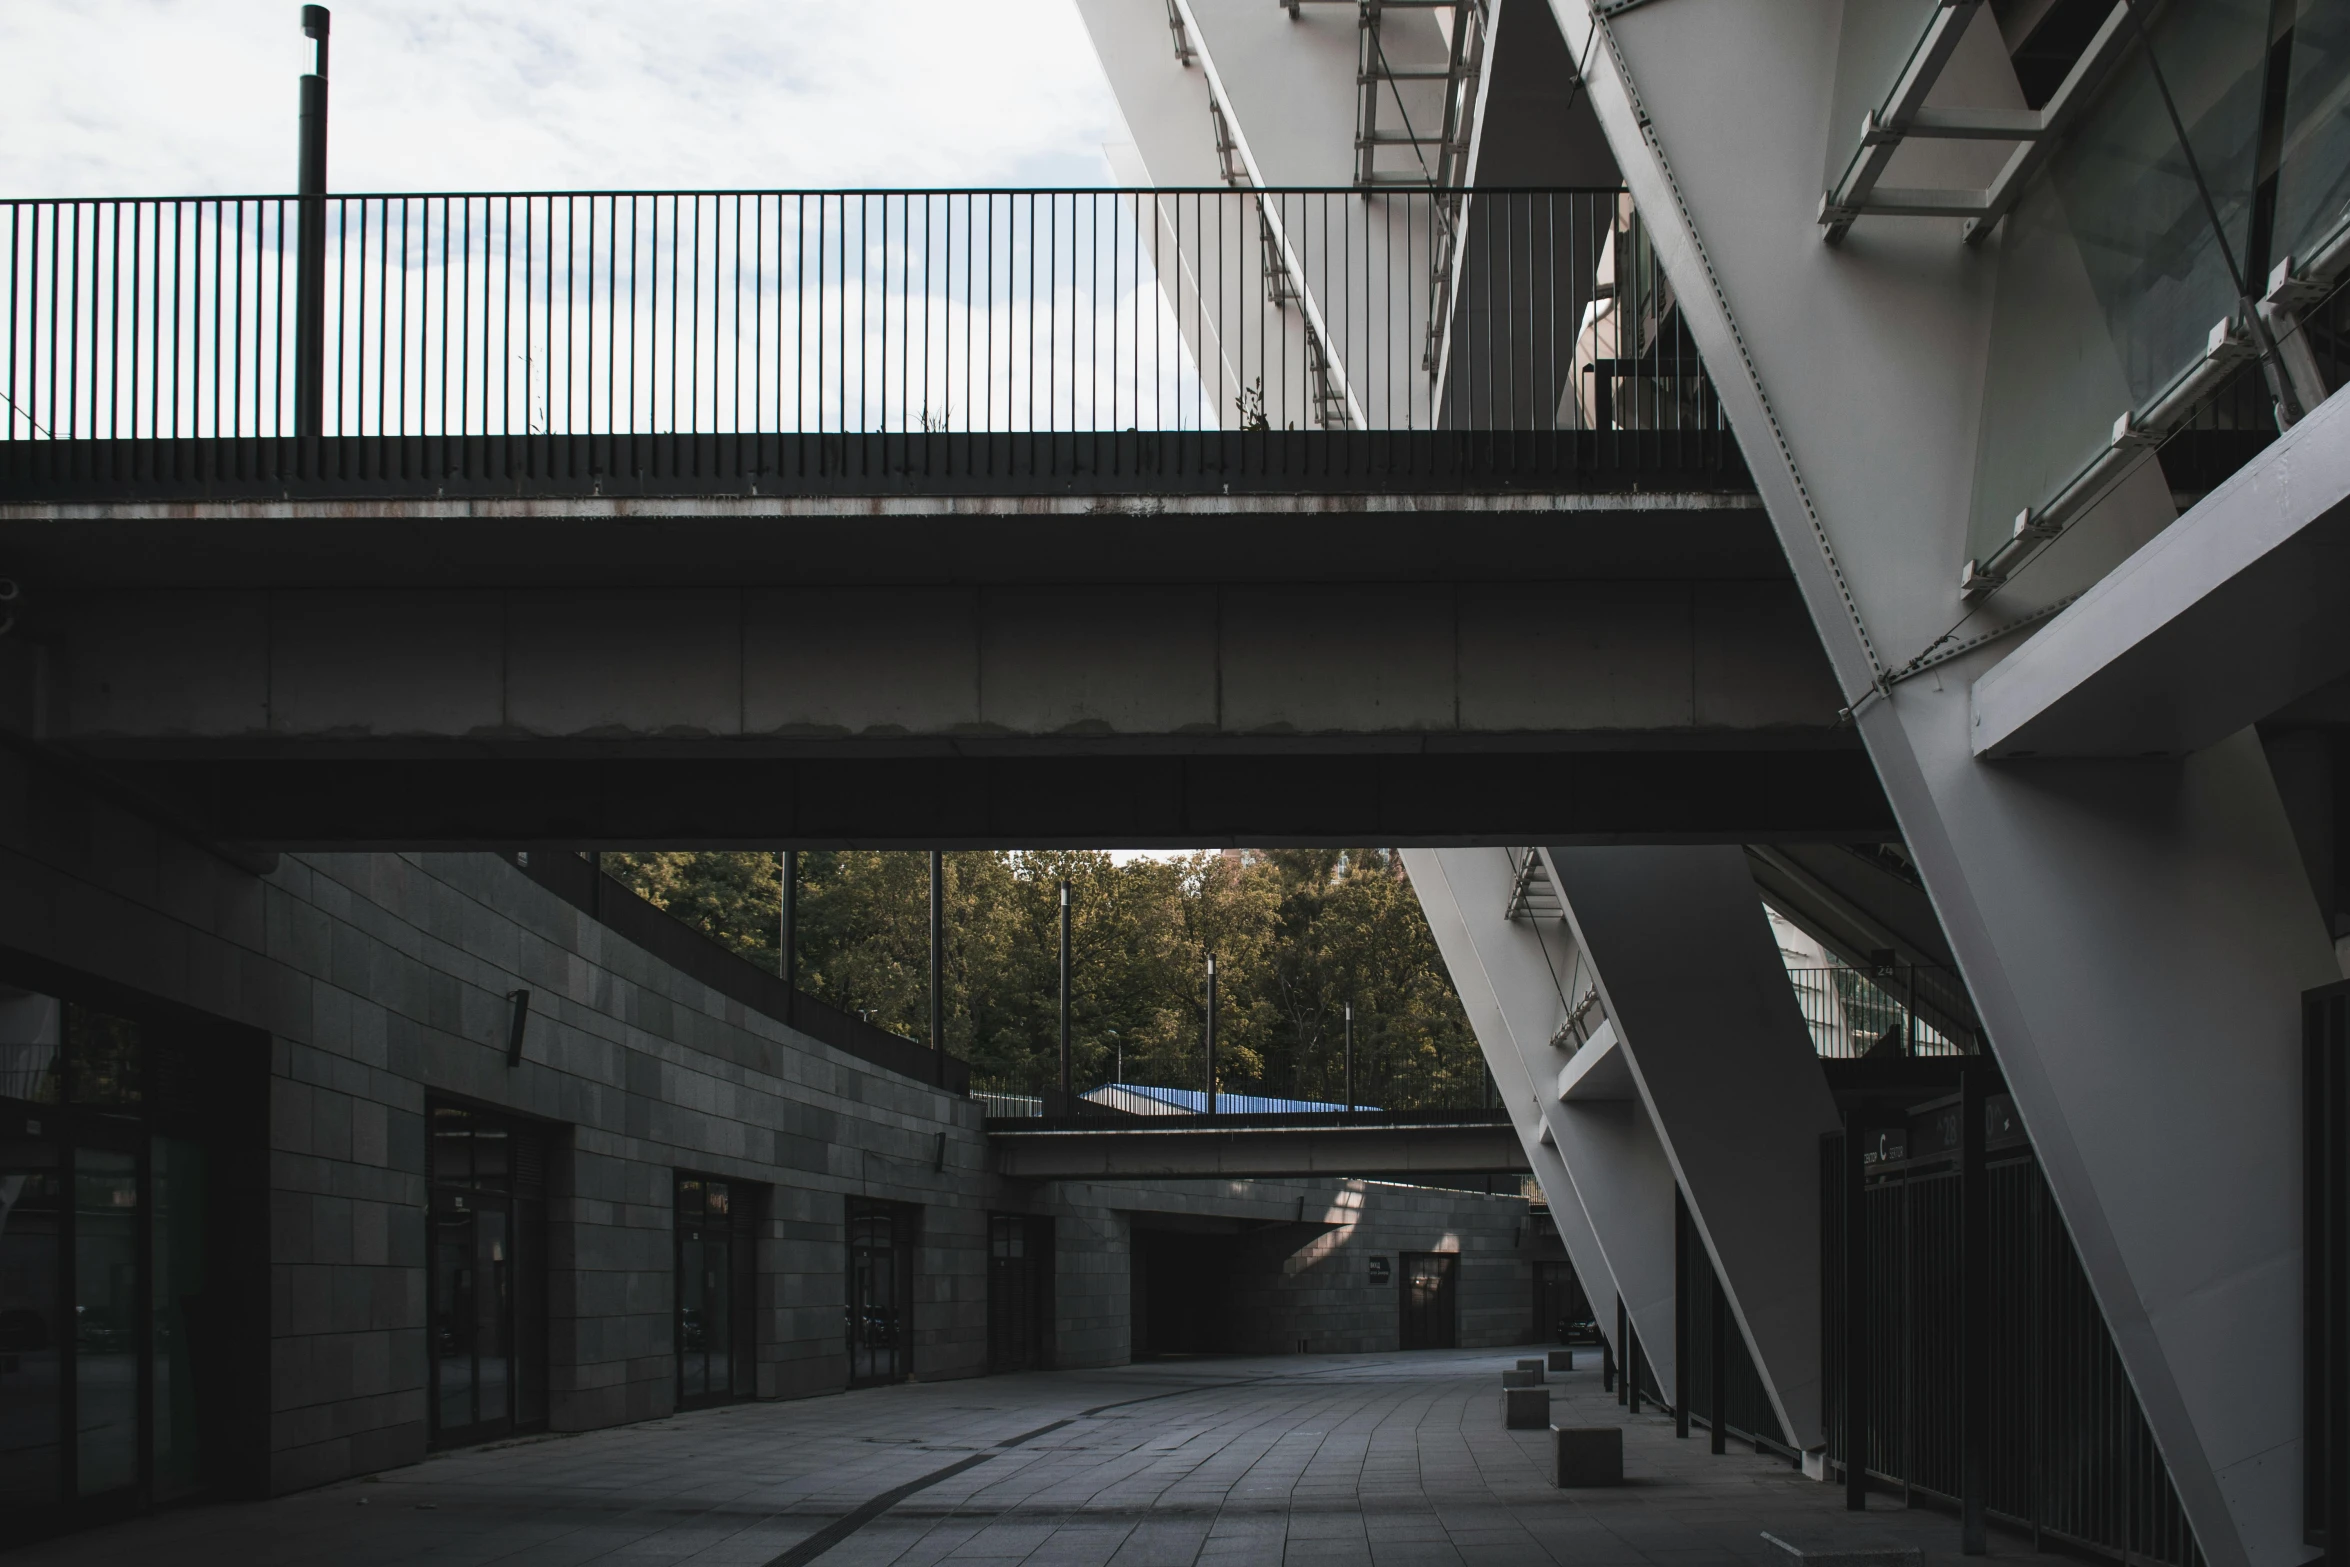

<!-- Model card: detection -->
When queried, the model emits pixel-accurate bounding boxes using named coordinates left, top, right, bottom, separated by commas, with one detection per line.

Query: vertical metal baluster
left=984, top=194, right=994, bottom=439
left=115, top=202, right=129, bottom=442
left=171, top=200, right=185, bottom=441
left=747, top=193, right=758, bottom=439
left=4, top=205, right=16, bottom=439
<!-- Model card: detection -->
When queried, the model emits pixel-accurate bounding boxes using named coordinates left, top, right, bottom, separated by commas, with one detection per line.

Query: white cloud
left=2, top=0, right=1130, bottom=197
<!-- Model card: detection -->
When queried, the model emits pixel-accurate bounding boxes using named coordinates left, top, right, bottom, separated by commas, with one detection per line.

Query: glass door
left=987, top=1214, right=1050, bottom=1373
left=1399, top=1252, right=1458, bottom=1350
left=847, top=1201, right=912, bottom=1387
left=673, top=1176, right=755, bottom=1408
left=149, top=1136, right=208, bottom=1502
left=0, top=984, right=251, bottom=1535
left=426, top=1104, right=544, bottom=1447
left=72, top=1138, right=141, bottom=1501
left=0, top=1111, right=63, bottom=1515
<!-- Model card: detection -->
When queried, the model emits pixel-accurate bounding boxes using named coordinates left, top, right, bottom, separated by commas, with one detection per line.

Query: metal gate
left=1822, top=1099, right=2203, bottom=1565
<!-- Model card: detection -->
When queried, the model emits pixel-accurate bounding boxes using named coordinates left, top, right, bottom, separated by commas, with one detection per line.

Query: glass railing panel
left=1821, top=0, right=1946, bottom=194
left=1967, top=1, right=2272, bottom=564
left=2275, top=0, right=2350, bottom=268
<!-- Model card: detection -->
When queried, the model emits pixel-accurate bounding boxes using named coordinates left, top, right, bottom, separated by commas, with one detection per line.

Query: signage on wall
left=1368, top=1255, right=1392, bottom=1285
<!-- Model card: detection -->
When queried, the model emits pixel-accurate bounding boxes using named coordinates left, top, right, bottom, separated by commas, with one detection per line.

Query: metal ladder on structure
left=1503, top=848, right=1608, bottom=1055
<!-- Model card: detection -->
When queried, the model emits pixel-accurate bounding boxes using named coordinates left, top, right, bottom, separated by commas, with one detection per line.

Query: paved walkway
left=12, top=1349, right=2000, bottom=1565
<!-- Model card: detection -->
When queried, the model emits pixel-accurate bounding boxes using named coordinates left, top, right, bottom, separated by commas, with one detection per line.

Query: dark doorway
left=987, top=1214, right=1053, bottom=1373
left=427, top=1104, right=550, bottom=1447
left=1534, top=1260, right=1597, bottom=1344
left=847, top=1199, right=915, bottom=1387
left=1399, top=1251, right=1459, bottom=1349
left=674, top=1174, right=759, bottom=1408
left=1131, top=1228, right=1234, bottom=1357
left=0, top=984, right=263, bottom=1536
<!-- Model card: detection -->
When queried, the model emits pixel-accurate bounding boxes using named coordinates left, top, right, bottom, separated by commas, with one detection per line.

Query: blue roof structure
left=1082, top=1083, right=1378, bottom=1115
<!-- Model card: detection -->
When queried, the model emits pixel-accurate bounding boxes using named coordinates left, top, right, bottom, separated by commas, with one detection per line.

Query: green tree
left=602, top=846, right=1482, bottom=1107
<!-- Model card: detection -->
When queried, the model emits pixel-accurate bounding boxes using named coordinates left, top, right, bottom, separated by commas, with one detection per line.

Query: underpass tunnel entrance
left=1130, top=1225, right=1236, bottom=1358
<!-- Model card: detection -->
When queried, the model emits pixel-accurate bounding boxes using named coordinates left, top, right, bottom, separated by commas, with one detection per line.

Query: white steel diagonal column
left=1405, top=846, right=1677, bottom=1401
left=1540, top=844, right=1842, bottom=1452
left=1553, top=4, right=2339, bottom=1560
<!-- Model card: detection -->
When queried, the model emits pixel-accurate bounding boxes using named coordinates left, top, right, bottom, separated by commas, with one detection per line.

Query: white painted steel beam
left=1541, top=844, right=1841, bottom=1451
left=1557, top=3, right=2339, bottom=1558
left=1405, top=846, right=1675, bottom=1399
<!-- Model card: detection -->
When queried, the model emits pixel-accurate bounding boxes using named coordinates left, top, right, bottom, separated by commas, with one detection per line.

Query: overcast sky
left=1, top=0, right=1131, bottom=197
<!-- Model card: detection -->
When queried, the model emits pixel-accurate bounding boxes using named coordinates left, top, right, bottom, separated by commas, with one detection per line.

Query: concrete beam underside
left=43, top=576, right=1838, bottom=744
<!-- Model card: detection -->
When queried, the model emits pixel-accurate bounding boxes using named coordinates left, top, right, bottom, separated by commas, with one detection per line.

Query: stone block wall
left=0, top=753, right=1541, bottom=1505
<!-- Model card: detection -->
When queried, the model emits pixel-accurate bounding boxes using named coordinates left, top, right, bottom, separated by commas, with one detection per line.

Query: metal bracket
left=505, top=988, right=532, bottom=1067
left=1822, top=1, right=2139, bottom=247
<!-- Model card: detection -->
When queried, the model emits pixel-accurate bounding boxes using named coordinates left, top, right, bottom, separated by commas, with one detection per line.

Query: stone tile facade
left=0, top=760, right=1534, bottom=1500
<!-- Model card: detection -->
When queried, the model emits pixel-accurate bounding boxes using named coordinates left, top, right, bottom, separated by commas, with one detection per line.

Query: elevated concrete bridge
left=986, top=1107, right=1530, bottom=1180
left=0, top=436, right=1885, bottom=849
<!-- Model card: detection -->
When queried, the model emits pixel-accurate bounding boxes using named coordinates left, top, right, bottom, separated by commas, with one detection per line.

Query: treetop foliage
left=604, top=848, right=1484, bottom=1108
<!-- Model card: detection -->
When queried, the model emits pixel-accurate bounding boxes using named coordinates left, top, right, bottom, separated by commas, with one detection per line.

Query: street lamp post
left=294, top=6, right=331, bottom=439
left=1204, top=955, right=1217, bottom=1115
left=1344, top=1003, right=1355, bottom=1112
left=1057, top=879, right=1072, bottom=1102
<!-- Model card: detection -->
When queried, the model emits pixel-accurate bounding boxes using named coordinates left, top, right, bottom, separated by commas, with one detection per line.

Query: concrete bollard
left=1515, top=1358, right=1545, bottom=1380
left=1502, top=1368, right=1541, bottom=1388
left=1547, top=1348, right=1576, bottom=1372
left=1505, top=1387, right=1551, bottom=1429
left=1554, top=1425, right=1624, bottom=1487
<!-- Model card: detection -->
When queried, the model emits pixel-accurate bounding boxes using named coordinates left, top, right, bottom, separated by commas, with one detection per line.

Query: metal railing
left=1823, top=1127, right=2203, bottom=1565
left=0, top=188, right=1729, bottom=454
left=1787, top=963, right=1977, bottom=1059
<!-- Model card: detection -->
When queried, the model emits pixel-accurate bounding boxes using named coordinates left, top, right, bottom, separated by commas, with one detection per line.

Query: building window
left=0, top=983, right=257, bottom=1531
left=847, top=1199, right=915, bottom=1387
left=427, top=1103, right=548, bottom=1447
left=674, top=1175, right=758, bottom=1408
left=987, top=1214, right=1052, bottom=1374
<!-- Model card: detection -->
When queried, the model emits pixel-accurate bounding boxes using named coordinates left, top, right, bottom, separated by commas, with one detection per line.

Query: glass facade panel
left=1970, top=3, right=2276, bottom=562
left=150, top=1136, right=208, bottom=1502
left=2276, top=0, right=2350, bottom=263
left=1823, top=0, right=1949, bottom=189
left=68, top=1012, right=143, bottom=1108
left=0, top=1123, right=61, bottom=1511
left=0, top=988, right=62, bottom=1104
left=0, top=986, right=249, bottom=1530
left=74, top=1145, right=139, bottom=1497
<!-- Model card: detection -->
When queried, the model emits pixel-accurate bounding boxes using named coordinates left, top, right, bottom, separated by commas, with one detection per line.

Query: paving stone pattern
left=11, top=1350, right=1993, bottom=1566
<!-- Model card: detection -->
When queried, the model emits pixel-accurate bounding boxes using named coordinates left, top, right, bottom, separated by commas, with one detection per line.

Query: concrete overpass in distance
left=985, top=1106, right=1530, bottom=1181
left=0, top=437, right=1884, bottom=849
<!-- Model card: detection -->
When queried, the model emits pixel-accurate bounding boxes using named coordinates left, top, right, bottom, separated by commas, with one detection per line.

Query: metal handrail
left=0, top=187, right=1729, bottom=445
